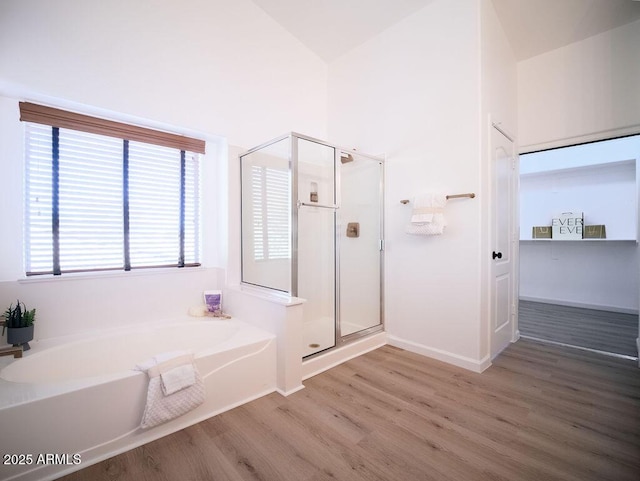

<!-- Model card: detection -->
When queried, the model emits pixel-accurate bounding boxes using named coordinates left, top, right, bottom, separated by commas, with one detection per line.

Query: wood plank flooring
left=59, top=340, right=640, bottom=481
left=519, top=300, right=639, bottom=357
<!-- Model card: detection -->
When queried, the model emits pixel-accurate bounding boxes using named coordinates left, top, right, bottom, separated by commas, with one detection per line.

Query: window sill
left=18, top=266, right=207, bottom=284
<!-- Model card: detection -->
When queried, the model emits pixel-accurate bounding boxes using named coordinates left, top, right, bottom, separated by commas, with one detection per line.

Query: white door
left=490, top=125, right=516, bottom=359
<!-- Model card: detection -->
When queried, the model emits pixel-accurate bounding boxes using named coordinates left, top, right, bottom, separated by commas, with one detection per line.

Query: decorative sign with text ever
left=552, top=212, right=583, bottom=240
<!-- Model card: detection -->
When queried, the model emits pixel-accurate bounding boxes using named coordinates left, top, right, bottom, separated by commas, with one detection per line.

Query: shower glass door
left=338, top=152, right=383, bottom=338
left=240, top=137, right=291, bottom=292
left=295, top=137, right=337, bottom=357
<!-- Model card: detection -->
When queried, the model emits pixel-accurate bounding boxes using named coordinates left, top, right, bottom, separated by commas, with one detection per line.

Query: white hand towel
left=135, top=350, right=190, bottom=372
left=406, top=192, right=447, bottom=235
left=410, top=193, right=443, bottom=223
left=160, top=363, right=197, bottom=396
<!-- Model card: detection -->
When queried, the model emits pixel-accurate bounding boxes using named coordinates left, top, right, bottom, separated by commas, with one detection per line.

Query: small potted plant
left=2, top=300, right=36, bottom=351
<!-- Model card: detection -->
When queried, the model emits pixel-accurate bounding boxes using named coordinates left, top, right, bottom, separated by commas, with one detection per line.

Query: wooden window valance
left=19, top=102, right=205, bottom=154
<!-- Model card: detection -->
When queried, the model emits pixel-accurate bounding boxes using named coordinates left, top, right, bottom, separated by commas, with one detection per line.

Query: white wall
left=520, top=242, right=638, bottom=314
left=518, top=19, right=640, bottom=151
left=328, top=0, right=516, bottom=370
left=0, top=0, right=327, bottom=341
left=0, top=0, right=327, bottom=148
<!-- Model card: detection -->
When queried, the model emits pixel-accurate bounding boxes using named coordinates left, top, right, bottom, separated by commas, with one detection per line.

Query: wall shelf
left=521, top=239, right=638, bottom=242
left=520, top=158, right=638, bottom=242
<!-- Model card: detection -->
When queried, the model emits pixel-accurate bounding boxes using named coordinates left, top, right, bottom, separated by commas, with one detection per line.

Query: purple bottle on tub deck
left=203, top=290, right=222, bottom=314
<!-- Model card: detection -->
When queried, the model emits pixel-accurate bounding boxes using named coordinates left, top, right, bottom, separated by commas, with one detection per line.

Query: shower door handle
left=297, top=201, right=339, bottom=210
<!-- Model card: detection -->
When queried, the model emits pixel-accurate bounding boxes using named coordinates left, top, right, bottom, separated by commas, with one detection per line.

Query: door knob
left=492, top=251, right=502, bottom=259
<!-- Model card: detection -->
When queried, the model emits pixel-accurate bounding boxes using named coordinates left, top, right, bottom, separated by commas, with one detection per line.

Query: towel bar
left=400, top=192, right=475, bottom=204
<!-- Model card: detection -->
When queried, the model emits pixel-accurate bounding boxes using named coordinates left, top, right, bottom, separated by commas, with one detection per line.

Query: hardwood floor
left=519, top=300, right=639, bottom=357
left=59, top=340, right=640, bottom=481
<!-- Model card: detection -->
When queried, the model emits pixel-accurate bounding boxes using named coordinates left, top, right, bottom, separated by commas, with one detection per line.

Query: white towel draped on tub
left=406, top=192, right=447, bottom=235
left=160, top=363, right=197, bottom=395
left=135, top=351, right=205, bottom=429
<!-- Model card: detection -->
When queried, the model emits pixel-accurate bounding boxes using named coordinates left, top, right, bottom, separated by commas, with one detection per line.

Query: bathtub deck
left=58, top=340, right=640, bottom=481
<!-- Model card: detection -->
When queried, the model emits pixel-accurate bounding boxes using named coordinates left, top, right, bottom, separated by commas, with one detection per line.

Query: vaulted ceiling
left=250, top=0, right=640, bottom=62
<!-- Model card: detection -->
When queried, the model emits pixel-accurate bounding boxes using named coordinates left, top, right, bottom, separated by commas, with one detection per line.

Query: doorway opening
left=518, top=135, right=640, bottom=360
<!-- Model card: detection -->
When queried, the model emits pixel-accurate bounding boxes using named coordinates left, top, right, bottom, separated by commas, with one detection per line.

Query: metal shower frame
left=240, top=132, right=385, bottom=353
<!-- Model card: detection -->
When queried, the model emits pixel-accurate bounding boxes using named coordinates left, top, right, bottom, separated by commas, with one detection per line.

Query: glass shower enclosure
left=240, top=133, right=384, bottom=358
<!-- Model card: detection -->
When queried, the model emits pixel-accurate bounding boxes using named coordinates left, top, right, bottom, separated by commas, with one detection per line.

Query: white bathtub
left=0, top=318, right=277, bottom=481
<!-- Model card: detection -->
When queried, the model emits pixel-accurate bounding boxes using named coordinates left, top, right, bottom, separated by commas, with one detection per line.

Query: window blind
left=251, top=166, right=290, bottom=261
left=24, top=121, right=201, bottom=276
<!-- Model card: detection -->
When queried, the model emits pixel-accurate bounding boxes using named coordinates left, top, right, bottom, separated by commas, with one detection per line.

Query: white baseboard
left=519, top=296, right=638, bottom=315
left=387, top=336, right=492, bottom=373
left=301, top=332, right=387, bottom=380
left=276, top=384, right=305, bottom=397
